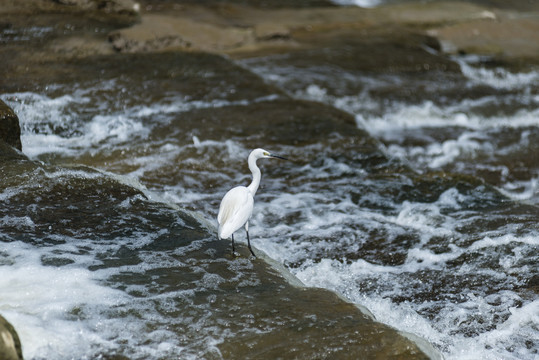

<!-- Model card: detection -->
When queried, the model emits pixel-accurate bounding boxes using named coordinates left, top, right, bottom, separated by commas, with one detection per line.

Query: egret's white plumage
left=217, top=148, right=287, bottom=256
left=218, top=186, right=253, bottom=239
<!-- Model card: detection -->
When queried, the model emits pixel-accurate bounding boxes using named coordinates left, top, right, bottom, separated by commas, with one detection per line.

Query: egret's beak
left=270, top=153, right=288, bottom=160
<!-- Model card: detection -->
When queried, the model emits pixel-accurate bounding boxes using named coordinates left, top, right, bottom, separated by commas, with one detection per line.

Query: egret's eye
left=264, top=152, right=269, bottom=156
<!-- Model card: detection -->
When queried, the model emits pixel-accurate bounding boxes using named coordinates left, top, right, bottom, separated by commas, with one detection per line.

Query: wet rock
left=53, top=0, right=139, bottom=15
left=287, top=27, right=460, bottom=73
left=0, top=141, right=27, bottom=161
left=0, top=100, right=22, bottom=151
left=153, top=98, right=370, bottom=146
left=107, top=2, right=495, bottom=57
left=525, top=274, right=539, bottom=294
left=2, top=0, right=538, bottom=90
left=2, top=0, right=539, bottom=69
left=154, top=0, right=336, bottom=7
left=0, top=314, right=23, bottom=360
left=254, top=22, right=290, bottom=40
left=371, top=1, right=497, bottom=27
left=429, top=16, right=539, bottom=62
left=109, top=14, right=254, bottom=53
left=0, top=0, right=140, bottom=16
left=217, top=274, right=430, bottom=359
left=49, top=35, right=116, bottom=58
left=107, top=1, right=539, bottom=70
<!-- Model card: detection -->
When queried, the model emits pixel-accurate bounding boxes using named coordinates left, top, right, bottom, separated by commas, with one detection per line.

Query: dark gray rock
left=0, top=100, right=22, bottom=151
left=0, top=314, right=23, bottom=360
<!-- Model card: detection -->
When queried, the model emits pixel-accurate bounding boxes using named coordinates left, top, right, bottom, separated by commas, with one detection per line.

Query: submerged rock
left=0, top=314, right=23, bottom=360
left=0, top=100, right=22, bottom=151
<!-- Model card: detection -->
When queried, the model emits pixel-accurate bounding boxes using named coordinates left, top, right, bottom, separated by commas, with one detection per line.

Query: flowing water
left=238, top=51, right=539, bottom=359
left=1, top=3, right=538, bottom=360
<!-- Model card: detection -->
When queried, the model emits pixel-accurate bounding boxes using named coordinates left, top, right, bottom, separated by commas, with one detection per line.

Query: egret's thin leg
left=231, top=234, right=235, bottom=254
left=245, top=223, right=256, bottom=257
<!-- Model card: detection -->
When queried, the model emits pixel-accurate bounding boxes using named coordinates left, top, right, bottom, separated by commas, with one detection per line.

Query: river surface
left=1, top=1, right=538, bottom=360
left=240, top=53, right=539, bottom=359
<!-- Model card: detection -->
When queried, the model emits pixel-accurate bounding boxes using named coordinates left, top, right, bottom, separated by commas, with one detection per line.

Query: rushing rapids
left=1, top=0, right=538, bottom=359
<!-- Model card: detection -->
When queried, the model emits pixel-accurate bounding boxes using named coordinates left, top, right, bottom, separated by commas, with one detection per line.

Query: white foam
left=498, top=176, right=539, bottom=204
left=385, top=130, right=497, bottom=169
left=470, top=234, right=539, bottom=251
left=0, top=215, right=35, bottom=229
left=456, top=57, right=539, bottom=90
left=1, top=234, right=232, bottom=359
left=294, top=258, right=446, bottom=347
left=87, top=114, right=147, bottom=144
left=1, top=92, right=149, bottom=158
left=291, top=236, right=538, bottom=360
left=1, top=92, right=278, bottom=160
left=252, top=168, right=538, bottom=360
left=22, top=133, right=81, bottom=158
left=0, top=242, right=128, bottom=359
left=437, top=188, right=469, bottom=209
left=295, top=84, right=539, bottom=138
left=367, top=102, right=539, bottom=134
left=405, top=247, right=462, bottom=267
left=396, top=201, right=444, bottom=228
left=445, top=298, right=539, bottom=360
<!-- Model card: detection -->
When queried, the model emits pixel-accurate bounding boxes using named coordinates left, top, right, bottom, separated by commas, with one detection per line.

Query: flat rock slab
left=2, top=1, right=538, bottom=80
left=0, top=0, right=139, bottom=16
left=109, top=14, right=255, bottom=53
left=429, top=16, right=539, bottom=59
left=106, top=2, right=539, bottom=68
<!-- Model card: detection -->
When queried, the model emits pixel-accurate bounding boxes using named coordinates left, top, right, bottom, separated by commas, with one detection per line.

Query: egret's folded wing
left=217, top=186, right=254, bottom=239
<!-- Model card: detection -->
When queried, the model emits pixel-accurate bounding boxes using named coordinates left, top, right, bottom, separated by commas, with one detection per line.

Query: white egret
left=217, top=148, right=287, bottom=257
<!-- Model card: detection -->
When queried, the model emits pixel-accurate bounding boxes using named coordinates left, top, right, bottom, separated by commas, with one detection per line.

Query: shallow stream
left=1, top=2, right=538, bottom=359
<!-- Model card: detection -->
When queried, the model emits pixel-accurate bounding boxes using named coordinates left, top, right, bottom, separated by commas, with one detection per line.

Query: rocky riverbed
left=1, top=0, right=538, bottom=359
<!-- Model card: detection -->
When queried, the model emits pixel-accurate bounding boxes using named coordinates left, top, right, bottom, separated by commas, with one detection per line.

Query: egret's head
left=252, top=148, right=288, bottom=160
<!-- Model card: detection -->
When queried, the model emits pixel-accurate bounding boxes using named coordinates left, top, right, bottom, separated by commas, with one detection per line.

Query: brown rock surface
left=103, top=1, right=539, bottom=68
left=109, top=14, right=255, bottom=52
left=1, top=0, right=537, bottom=75
left=0, top=0, right=139, bottom=16
left=0, top=314, right=23, bottom=360
left=429, top=16, right=539, bottom=58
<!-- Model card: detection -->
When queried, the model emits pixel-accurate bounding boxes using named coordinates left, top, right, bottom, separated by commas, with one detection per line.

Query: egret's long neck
left=247, top=154, right=261, bottom=195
